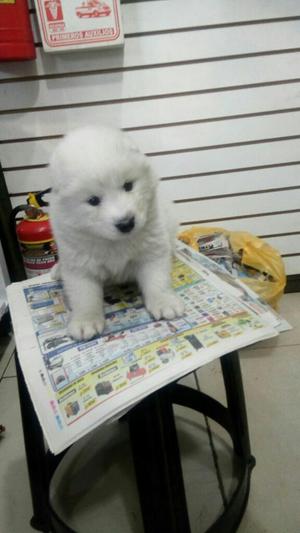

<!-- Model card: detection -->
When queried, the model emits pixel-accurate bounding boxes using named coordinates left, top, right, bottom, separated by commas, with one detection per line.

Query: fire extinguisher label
left=23, top=256, right=57, bottom=279
left=20, top=241, right=58, bottom=279
left=34, top=0, right=124, bottom=52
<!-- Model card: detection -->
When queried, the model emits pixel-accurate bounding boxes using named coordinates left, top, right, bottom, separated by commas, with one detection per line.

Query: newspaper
left=7, top=241, right=281, bottom=454
left=176, top=241, right=290, bottom=332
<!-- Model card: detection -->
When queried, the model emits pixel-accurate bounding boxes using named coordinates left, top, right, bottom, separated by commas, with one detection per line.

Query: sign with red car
left=34, top=0, right=123, bottom=52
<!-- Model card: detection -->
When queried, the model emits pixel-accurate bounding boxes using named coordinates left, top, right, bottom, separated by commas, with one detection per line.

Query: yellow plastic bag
left=178, top=226, right=286, bottom=309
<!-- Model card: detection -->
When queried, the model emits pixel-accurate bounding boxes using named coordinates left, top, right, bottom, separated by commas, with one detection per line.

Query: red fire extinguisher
left=12, top=188, right=58, bottom=279
left=0, top=0, right=36, bottom=61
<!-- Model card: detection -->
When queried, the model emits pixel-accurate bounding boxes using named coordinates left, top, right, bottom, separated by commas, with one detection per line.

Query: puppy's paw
left=145, top=291, right=185, bottom=321
left=67, top=316, right=105, bottom=341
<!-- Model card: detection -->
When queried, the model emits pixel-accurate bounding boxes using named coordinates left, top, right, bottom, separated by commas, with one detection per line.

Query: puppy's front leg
left=64, top=273, right=105, bottom=341
left=137, top=258, right=185, bottom=321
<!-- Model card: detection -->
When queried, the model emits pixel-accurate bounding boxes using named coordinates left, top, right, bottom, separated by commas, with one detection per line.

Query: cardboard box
left=34, top=0, right=124, bottom=52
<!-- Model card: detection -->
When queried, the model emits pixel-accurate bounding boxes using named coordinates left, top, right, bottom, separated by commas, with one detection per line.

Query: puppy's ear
left=49, top=137, right=74, bottom=193
left=119, top=131, right=159, bottom=185
left=139, top=152, right=159, bottom=188
left=119, top=131, right=140, bottom=154
left=49, top=148, right=62, bottom=193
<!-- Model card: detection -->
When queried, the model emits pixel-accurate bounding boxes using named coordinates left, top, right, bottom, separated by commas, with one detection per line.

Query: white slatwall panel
left=1, top=0, right=300, bottom=275
left=2, top=111, right=300, bottom=167
left=2, top=19, right=300, bottom=81
left=3, top=54, right=300, bottom=112
left=6, top=164, right=300, bottom=198
left=1, top=83, right=300, bottom=139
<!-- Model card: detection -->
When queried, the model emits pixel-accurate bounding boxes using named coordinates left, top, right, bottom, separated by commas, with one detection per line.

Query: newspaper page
left=7, top=242, right=278, bottom=454
left=176, top=241, right=290, bottom=332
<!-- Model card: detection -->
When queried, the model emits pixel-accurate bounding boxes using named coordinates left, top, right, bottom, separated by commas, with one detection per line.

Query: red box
left=0, top=0, right=36, bottom=61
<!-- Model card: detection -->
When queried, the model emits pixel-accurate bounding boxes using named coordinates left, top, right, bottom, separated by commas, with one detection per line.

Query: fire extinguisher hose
left=33, top=187, right=52, bottom=207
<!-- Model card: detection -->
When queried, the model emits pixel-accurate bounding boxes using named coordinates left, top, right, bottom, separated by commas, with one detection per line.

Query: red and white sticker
left=35, top=0, right=123, bottom=52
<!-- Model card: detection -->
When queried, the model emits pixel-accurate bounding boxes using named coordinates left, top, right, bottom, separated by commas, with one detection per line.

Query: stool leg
left=16, top=354, right=51, bottom=532
left=220, top=351, right=251, bottom=460
left=128, top=385, right=191, bottom=533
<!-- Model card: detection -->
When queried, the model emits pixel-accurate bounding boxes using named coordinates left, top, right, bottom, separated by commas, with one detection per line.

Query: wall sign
left=34, top=0, right=124, bottom=52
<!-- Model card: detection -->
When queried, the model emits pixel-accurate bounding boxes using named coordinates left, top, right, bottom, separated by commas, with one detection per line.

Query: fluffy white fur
left=49, top=126, right=184, bottom=341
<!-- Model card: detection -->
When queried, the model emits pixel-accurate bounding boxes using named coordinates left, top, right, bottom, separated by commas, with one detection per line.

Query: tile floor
left=0, top=293, right=300, bottom=533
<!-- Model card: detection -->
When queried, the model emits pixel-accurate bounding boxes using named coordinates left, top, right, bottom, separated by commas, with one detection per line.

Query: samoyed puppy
left=49, top=126, right=184, bottom=341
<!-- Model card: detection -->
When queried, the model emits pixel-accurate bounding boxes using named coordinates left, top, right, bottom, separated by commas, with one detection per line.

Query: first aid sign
left=34, top=0, right=124, bottom=52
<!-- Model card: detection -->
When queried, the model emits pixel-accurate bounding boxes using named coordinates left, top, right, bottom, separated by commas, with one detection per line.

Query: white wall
left=1, top=0, right=300, bottom=274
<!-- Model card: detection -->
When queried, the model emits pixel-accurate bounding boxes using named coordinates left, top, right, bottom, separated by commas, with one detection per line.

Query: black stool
left=1, top=164, right=255, bottom=532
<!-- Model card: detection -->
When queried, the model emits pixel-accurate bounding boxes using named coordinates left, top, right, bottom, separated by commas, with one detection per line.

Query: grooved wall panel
left=1, top=83, right=300, bottom=139
left=2, top=19, right=300, bottom=81
left=3, top=54, right=300, bottom=112
left=1, top=0, right=300, bottom=274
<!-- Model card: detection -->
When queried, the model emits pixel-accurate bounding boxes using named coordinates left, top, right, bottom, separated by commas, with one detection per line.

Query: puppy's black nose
left=115, top=216, right=135, bottom=233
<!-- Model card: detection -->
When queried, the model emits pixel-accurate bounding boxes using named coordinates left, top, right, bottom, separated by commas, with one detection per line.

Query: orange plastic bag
left=178, top=226, right=286, bottom=309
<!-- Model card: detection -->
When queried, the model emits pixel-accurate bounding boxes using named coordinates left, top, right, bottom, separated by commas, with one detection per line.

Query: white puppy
left=49, top=126, right=184, bottom=341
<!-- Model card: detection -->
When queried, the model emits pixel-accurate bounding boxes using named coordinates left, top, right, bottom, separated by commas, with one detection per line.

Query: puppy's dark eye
left=87, top=195, right=101, bottom=206
left=123, top=181, right=133, bottom=192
